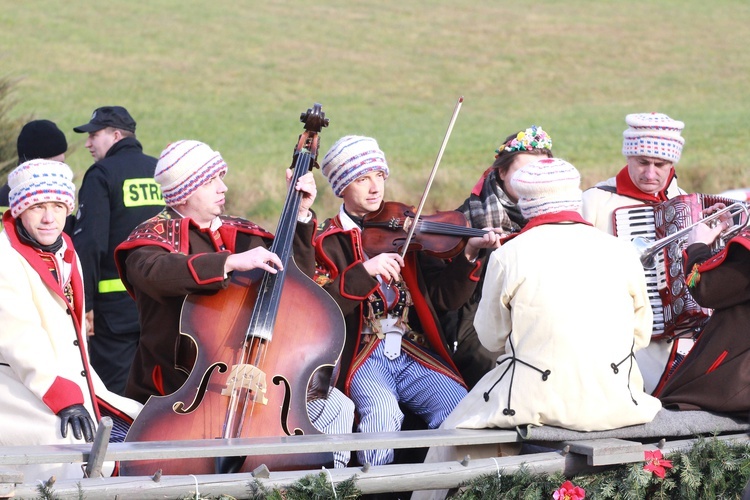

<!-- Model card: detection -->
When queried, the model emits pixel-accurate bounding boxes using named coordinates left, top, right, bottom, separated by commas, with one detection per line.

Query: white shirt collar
left=172, top=207, right=223, bottom=231
left=337, top=205, right=359, bottom=231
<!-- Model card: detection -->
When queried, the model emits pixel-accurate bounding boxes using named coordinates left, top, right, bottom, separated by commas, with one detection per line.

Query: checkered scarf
left=459, top=168, right=525, bottom=232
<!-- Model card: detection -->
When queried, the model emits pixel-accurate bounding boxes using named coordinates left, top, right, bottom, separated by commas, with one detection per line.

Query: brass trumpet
left=633, top=202, right=750, bottom=269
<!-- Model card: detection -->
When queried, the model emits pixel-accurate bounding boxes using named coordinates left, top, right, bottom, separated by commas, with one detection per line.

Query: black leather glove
left=57, top=404, right=95, bottom=442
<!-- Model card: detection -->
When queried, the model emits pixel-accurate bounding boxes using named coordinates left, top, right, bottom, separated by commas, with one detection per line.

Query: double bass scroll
left=120, top=104, right=346, bottom=476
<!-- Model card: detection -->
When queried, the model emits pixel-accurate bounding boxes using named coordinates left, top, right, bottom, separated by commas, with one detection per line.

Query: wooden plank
left=0, top=428, right=519, bottom=466
left=5, top=433, right=749, bottom=499
left=0, top=484, right=17, bottom=499
left=85, top=416, right=112, bottom=478
left=0, top=470, right=22, bottom=500
left=0, top=470, right=22, bottom=483
left=9, top=451, right=591, bottom=499
left=563, top=438, right=645, bottom=466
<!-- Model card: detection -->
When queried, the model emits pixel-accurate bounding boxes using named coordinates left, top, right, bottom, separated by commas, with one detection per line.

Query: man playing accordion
left=582, top=112, right=691, bottom=395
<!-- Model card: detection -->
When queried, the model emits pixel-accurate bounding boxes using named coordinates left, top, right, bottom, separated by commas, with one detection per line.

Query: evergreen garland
left=245, top=473, right=361, bottom=499
left=454, top=438, right=750, bottom=499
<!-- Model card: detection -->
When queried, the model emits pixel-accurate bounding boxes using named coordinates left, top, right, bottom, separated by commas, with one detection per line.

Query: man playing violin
left=115, top=140, right=354, bottom=467
left=313, top=135, right=500, bottom=467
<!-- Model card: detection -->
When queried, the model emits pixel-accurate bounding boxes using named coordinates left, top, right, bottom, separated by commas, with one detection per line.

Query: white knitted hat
left=154, top=140, right=228, bottom=206
left=321, top=135, right=389, bottom=197
left=622, top=112, right=685, bottom=163
left=511, top=158, right=582, bottom=219
left=8, top=159, right=76, bottom=218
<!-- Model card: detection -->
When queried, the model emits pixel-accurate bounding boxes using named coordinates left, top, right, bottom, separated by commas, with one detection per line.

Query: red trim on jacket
left=315, top=215, right=379, bottom=301
left=95, top=397, right=135, bottom=425
left=186, top=251, right=231, bottom=285
left=706, top=350, right=729, bottom=375
left=501, top=211, right=592, bottom=244
left=115, top=211, right=273, bottom=297
left=468, top=260, right=483, bottom=281
left=400, top=253, right=466, bottom=388
left=693, top=230, right=750, bottom=273
left=42, top=376, right=85, bottom=414
left=4, top=211, right=99, bottom=418
left=471, top=166, right=494, bottom=196
left=152, top=365, right=165, bottom=396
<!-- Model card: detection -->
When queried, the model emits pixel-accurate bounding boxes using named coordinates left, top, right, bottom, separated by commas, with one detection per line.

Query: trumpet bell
left=632, top=236, right=658, bottom=269
left=631, top=201, right=750, bottom=271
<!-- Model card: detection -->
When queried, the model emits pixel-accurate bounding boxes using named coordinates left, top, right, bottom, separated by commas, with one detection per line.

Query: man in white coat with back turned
left=449, top=157, right=661, bottom=432
left=0, top=160, right=141, bottom=482
left=413, top=158, right=662, bottom=500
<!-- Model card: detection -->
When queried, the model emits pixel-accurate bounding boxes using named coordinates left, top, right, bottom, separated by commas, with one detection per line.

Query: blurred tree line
left=0, top=76, right=31, bottom=185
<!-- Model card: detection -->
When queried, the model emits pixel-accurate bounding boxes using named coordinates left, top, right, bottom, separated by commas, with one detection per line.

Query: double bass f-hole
left=172, top=362, right=229, bottom=414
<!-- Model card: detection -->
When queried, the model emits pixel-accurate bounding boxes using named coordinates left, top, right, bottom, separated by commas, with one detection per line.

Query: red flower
left=643, top=450, right=673, bottom=479
left=553, top=480, right=585, bottom=500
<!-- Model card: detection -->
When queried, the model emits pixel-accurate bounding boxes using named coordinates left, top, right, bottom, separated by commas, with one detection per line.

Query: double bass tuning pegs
left=299, top=103, right=329, bottom=133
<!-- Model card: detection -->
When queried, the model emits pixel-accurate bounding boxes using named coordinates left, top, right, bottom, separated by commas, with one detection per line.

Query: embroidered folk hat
left=511, top=157, right=582, bottom=219
left=622, top=112, right=685, bottom=163
left=16, top=120, right=68, bottom=165
left=154, top=140, right=228, bottom=206
left=8, top=159, right=76, bottom=218
left=321, top=135, right=389, bottom=197
left=73, top=106, right=137, bottom=133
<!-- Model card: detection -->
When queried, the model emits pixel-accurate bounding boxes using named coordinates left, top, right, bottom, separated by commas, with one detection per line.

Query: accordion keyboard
left=614, top=206, right=666, bottom=337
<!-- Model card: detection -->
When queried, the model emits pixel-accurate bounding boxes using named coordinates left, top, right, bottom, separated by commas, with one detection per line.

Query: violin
left=362, top=201, right=490, bottom=259
left=360, top=97, right=495, bottom=260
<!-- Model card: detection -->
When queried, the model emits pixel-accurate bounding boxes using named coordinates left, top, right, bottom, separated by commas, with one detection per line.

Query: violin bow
left=399, top=96, right=464, bottom=260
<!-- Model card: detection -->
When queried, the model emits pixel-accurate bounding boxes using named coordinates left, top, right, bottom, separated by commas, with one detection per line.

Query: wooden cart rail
left=1, top=418, right=748, bottom=499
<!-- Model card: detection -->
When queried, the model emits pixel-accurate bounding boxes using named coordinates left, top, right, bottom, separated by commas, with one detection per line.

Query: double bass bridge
left=221, top=363, right=269, bottom=405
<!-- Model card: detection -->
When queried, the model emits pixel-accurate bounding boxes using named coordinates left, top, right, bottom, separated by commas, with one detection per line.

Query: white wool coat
left=0, top=228, right=141, bottom=481
left=443, top=222, right=661, bottom=432
left=581, top=175, right=687, bottom=394
left=581, top=175, right=685, bottom=234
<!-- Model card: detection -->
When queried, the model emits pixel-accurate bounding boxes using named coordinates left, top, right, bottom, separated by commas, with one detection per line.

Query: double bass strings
left=224, top=116, right=318, bottom=439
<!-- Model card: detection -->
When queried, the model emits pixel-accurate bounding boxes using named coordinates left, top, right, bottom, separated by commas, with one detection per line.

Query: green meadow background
left=2, top=0, right=750, bottom=230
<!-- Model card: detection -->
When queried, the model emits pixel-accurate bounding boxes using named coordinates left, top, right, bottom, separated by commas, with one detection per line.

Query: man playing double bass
left=114, top=139, right=354, bottom=468
left=313, top=135, right=500, bottom=468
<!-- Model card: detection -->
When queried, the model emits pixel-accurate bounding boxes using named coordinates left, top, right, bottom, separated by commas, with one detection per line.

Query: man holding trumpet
left=658, top=204, right=750, bottom=416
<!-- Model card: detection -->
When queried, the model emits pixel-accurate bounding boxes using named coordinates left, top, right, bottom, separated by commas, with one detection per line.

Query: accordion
left=613, top=193, right=738, bottom=340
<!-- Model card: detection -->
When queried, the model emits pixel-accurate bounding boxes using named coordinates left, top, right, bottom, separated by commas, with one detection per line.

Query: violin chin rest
left=215, top=455, right=246, bottom=474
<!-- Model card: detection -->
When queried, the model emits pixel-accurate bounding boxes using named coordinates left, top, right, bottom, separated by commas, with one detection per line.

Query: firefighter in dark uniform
left=72, top=106, right=165, bottom=395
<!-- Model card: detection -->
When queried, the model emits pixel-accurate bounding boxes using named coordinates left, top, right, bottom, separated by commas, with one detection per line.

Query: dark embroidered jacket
left=314, top=214, right=482, bottom=394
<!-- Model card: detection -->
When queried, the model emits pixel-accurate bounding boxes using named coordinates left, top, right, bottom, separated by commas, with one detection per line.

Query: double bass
left=120, top=104, right=346, bottom=476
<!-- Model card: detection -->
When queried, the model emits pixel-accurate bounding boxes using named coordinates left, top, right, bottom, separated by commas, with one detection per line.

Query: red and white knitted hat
left=154, top=140, right=228, bottom=206
left=511, top=157, right=582, bottom=219
left=321, top=135, right=389, bottom=197
left=8, top=159, right=76, bottom=218
left=622, top=112, right=685, bottom=163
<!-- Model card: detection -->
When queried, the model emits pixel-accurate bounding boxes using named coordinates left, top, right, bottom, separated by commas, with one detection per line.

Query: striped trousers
left=349, top=341, right=467, bottom=466
left=308, top=387, right=355, bottom=468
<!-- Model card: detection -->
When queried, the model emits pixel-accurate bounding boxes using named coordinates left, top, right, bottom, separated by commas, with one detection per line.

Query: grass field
left=2, top=0, right=750, bottom=229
